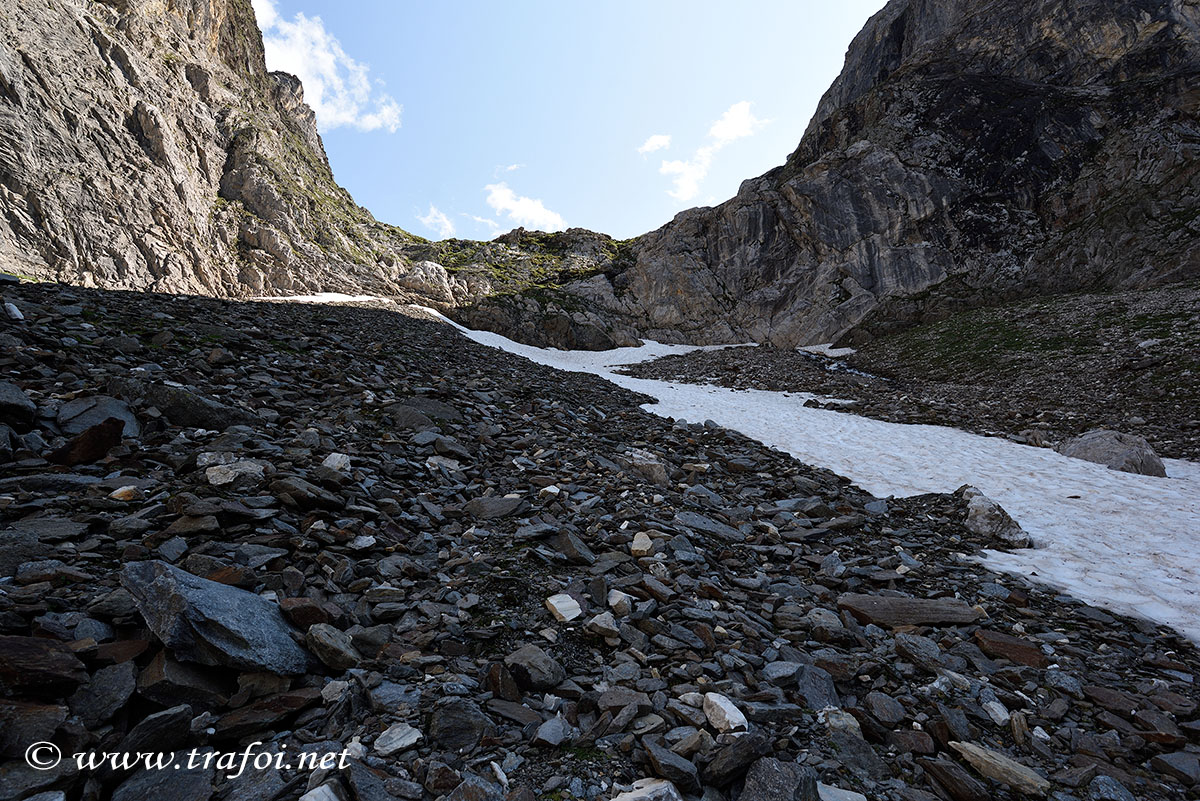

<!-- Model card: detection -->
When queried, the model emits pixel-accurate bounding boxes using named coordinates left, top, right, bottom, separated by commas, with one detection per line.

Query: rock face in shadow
left=509, top=0, right=1200, bottom=347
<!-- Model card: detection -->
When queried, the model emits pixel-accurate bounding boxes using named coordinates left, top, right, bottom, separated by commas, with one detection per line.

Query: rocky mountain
left=462, top=0, right=1200, bottom=347
left=6, top=0, right=1196, bottom=350
left=0, top=0, right=631, bottom=323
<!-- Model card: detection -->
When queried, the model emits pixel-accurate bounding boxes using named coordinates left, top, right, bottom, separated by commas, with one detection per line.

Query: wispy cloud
left=417, top=204, right=455, bottom=238
left=465, top=214, right=503, bottom=237
left=253, top=0, right=402, bottom=133
left=484, top=183, right=566, bottom=232
left=637, top=134, right=671, bottom=155
left=659, top=101, right=768, bottom=201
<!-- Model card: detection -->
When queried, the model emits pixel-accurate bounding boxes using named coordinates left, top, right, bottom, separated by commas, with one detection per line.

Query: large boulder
left=0, top=381, right=36, bottom=432
left=120, top=560, right=310, bottom=674
left=56, top=395, right=140, bottom=437
left=1056, top=429, right=1167, bottom=477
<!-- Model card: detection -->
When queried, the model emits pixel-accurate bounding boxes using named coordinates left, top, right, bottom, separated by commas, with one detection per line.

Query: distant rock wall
left=526, top=0, right=1200, bottom=346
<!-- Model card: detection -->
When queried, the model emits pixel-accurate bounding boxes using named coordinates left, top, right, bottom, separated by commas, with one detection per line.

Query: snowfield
left=422, top=309, right=1200, bottom=643
left=261, top=296, right=1200, bottom=641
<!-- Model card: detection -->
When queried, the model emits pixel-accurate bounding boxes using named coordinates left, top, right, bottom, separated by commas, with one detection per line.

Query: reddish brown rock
left=46, top=417, right=125, bottom=466
left=838, top=593, right=982, bottom=627
left=974, top=629, right=1047, bottom=668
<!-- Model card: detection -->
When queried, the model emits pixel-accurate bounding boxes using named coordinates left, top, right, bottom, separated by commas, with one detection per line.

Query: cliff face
left=483, top=0, right=1200, bottom=347
left=4, top=0, right=1198, bottom=348
left=0, top=0, right=430, bottom=297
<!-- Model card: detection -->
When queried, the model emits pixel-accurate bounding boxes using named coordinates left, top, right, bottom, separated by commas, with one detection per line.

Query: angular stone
left=702, top=692, right=747, bottom=732
left=375, top=722, right=423, bottom=756
left=109, top=378, right=255, bottom=430
left=644, top=736, right=700, bottom=794
left=1150, top=751, right=1200, bottom=785
left=269, top=476, right=344, bottom=511
left=961, top=487, right=1030, bottom=547
left=57, top=395, right=140, bottom=437
left=120, top=560, right=309, bottom=674
left=702, top=731, right=771, bottom=786
left=838, top=593, right=981, bottom=627
left=796, top=664, right=839, bottom=710
left=919, top=757, right=991, bottom=801
left=137, top=651, right=231, bottom=708
left=611, top=779, right=684, bottom=801
left=111, top=751, right=213, bottom=801
left=504, top=644, right=566, bottom=691
left=305, top=623, right=360, bottom=671
left=546, top=593, right=582, bottom=622
left=464, top=496, right=523, bottom=519
left=740, top=757, right=819, bottom=801
left=0, top=381, right=36, bottom=431
left=533, top=715, right=575, bottom=748
left=0, top=635, right=88, bottom=697
left=430, top=698, right=495, bottom=752
left=864, top=691, right=906, bottom=726
left=0, top=701, right=68, bottom=757
left=68, top=662, right=136, bottom=727
left=895, top=632, right=943, bottom=672
left=974, top=629, right=1047, bottom=668
left=950, top=741, right=1049, bottom=796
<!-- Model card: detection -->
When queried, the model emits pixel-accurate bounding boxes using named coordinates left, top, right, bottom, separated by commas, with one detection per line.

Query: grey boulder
left=57, top=395, right=140, bottom=438
left=0, top=381, right=36, bottom=432
left=120, top=560, right=309, bottom=674
left=1056, top=429, right=1167, bottom=477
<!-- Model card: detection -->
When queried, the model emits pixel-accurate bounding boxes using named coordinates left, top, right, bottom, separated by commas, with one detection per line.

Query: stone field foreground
left=1, top=281, right=1199, bottom=801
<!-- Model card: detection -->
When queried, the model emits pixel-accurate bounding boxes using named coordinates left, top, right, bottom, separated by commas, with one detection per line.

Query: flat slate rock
left=837, top=593, right=982, bottom=627
left=120, top=560, right=310, bottom=674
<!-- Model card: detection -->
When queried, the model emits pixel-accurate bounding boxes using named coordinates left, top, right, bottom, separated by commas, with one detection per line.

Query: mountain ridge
left=2, top=0, right=1198, bottom=351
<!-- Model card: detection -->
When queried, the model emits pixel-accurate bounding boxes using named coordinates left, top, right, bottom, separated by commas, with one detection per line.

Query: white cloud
left=465, top=214, right=503, bottom=237
left=417, top=204, right=455, bottom=238
left=504, top=163, right=525, bottom=172
left=709, top=101, right=766, bottom=145
left=637, top=134, right=671, bottom=155
left=658, top=101, right=768, bottom=201
left=253, top=0, right=402, bottom=133
left=484, top=183, right=566, bottom=232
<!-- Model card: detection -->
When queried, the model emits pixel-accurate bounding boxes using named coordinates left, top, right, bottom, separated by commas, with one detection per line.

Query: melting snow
left=420, top=307, right=1200, bottom=642
left=254, top=293, right=389, bottom=304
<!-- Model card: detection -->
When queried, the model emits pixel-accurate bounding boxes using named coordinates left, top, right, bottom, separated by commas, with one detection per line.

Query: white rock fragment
left=702, top=692, right=747, bottom=733
left=962, top=486, right=1031, bottom=548
left=631, top=531, right=654, bottom=558
left=375, top=721, right=422, bottom=756
left=546, top=593, right=582, bottom=622
left=298, top=784, right=342, bottom=801
left=322, top=452, right=351, bottom=472
left=205, top=460, right=265, bottom=486
left=983, top=699, right=1011, bottom=726
left=586, top=611, right=620, bottom=639
left=611, top=778, right=684, bottom=801
left=818, top=784, right=869, bottom=801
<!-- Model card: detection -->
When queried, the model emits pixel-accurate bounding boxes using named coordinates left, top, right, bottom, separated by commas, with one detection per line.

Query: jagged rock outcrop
left=0, top=0, right=437, bottom=297
left=485, top=0, right=1200, bottom=347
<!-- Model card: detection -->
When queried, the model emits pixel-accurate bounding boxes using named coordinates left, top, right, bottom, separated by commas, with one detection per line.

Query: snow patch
left=424, top=307, right=1200, bottom=642
left=797, top=343, right=857, bottom=358
left=254, top=293, right=389, bottom=304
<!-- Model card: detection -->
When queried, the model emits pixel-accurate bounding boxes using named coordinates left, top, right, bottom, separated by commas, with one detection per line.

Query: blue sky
left=252, top=1, right=888, bottom=241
